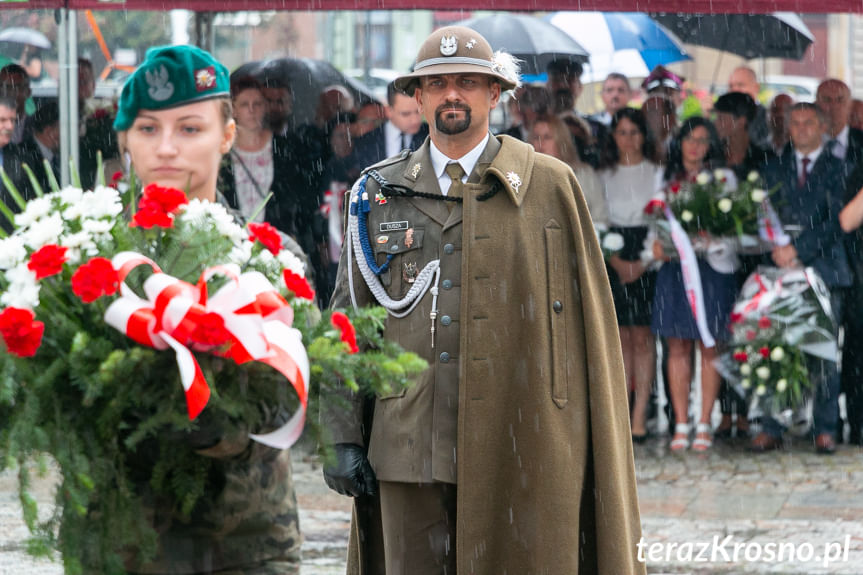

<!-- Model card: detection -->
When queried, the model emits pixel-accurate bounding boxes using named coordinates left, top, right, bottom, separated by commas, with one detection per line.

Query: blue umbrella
left=547, top=12, right=690, bottom=82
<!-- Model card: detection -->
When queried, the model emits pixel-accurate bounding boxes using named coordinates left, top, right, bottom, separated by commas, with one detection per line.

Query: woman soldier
left=112, top=45, right=303, bottom=575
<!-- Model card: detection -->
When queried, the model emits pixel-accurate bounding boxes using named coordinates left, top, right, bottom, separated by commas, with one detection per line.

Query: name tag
left=380, top=221, right=409, bottom=232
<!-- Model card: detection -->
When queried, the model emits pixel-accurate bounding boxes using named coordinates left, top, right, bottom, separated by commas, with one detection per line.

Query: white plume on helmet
left=492, top=51, right=522, bottom=94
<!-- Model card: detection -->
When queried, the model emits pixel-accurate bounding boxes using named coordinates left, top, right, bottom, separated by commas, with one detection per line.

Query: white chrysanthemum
left=750, top=189, right=767, bottom=203
left=739, top=364, right=752, bottom=376
left=15, top=196, right=53, bottom=228
left=696, top=172, right=711, bottom=185
left=82, top=218, right=115, bottom=237
left=713, top=169, right=725, bottom=181
left=601, top=232, right=624, bottom=252
left=776, top=379, right=788, bottom=393
left=0, top=236, right=27, bottom=269
left=81, top=187, right=123, bottom=219
left=0, top=279, right=40, bottom=309
left=741, top=378, right=751, bottom=390
left=23, top=212, right=64, bottom=249
left=717, top=198, right=733, bottom=214
left=278, top=249, right=305, bottom=276
left=747, top=171, right=760, bottom=183
left=228, top=240, right=254, bottom=265
left=755, top=384, right=767, bottom=396
left=2, top=264, right=40, bottom=309
left=59, top=186, right=84, bottom=206
left=681, top=210, right=694, bottom=223
left=756, top=366, right=771, bottom=380
left=61, top=231, right=96, bottom=264
left=770, top=347, right=785, bottom=362
left=255, top=249, right=275, bottom=264
left=180, top=199, right=245, bottom=243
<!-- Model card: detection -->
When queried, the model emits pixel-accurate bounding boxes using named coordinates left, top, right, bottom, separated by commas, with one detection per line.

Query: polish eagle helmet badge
left=440, top=34, right=458, bottom=56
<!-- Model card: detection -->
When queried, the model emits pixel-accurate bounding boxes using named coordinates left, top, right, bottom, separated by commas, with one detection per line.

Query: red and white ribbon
left=103, top=251, right=309, bottom=449
left=664, top=207, right=716, bottom=348
left=758, top=199, right=791, bottom=247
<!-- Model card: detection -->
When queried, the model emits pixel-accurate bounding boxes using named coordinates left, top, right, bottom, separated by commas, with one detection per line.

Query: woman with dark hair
left=651, top=116, right=740, bottom=452
left=599, top=107, right=662, bottom=441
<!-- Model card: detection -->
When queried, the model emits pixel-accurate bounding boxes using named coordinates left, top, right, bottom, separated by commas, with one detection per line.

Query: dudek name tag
left=380, top=221, right=409, bottom=232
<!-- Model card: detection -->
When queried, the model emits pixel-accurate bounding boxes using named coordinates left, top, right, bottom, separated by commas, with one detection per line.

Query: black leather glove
left=323, top=443, right=378, bottom=497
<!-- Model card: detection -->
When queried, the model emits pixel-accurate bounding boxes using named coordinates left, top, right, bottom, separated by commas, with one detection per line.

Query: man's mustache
left=436, top=103, right=470, bottom=114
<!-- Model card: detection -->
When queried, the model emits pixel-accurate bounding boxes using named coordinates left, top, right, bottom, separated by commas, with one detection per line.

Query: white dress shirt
left=385, top=121, right=410, bottom=158
left=824, top=125, right=848, bottom=160
left=795, top=146, right=823, bottom=183
left=430, top=133, right=490, bottom=196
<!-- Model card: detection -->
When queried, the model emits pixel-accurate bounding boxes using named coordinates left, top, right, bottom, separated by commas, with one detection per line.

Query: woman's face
left=613, top=117, right=644, bottom=161
left=125, top=99, right=235, bottom=201
left=233, top=87, right=267, bottom=132
left=681, top=125, right=711, bottom=168
left=529, top=121, right=560, bottom=159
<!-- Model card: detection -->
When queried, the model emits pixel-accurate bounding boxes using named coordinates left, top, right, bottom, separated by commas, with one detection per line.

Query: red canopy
left=3, top=0, right=861, bottom=13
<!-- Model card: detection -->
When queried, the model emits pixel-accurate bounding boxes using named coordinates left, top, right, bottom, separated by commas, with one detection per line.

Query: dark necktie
left=444, top=162, right=465, bottom=212
left=798, top=156, right=810, bottom=188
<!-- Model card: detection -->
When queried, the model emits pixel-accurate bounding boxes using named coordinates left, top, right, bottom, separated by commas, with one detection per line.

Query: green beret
left=114, top=45, right=229, bottom=131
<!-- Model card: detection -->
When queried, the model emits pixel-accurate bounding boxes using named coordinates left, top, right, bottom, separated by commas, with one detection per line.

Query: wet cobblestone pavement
left=3, top=438, right=862, bottom=574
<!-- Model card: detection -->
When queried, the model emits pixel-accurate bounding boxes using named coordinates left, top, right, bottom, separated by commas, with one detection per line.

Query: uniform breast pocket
left=373, top=228, right=425, bottom=299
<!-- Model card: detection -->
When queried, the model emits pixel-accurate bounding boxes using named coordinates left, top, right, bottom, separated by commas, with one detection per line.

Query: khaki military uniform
left=325, top=134, right=646, bottom=575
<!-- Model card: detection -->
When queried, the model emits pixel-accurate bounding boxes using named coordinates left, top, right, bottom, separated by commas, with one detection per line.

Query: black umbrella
left=232, top=58, right=378, bottom=126
left=455, top=14, right=589, bottom=76
left=649, top=12, right=814, bottom=60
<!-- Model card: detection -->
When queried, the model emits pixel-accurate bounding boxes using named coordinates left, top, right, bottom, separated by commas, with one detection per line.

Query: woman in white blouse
left=599, top=108, right=663, bottom=442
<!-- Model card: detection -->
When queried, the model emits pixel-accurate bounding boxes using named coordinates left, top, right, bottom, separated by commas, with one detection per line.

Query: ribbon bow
left=104, top=251, right=309, bottom=449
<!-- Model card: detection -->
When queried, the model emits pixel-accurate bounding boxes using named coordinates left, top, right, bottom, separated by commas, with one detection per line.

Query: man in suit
left=499, top=84, right=551, bottom=142
left=751, top=102, right=852, bottom=455
left=0, top=64, right=31, bottom=145
left=592, top=73, right=632, bottom=127
left=8, top=101, right=59, bottom=198
left=353, top=81, right=428, bottom=169
left=816, top=79, right=863, bottom=181
left=0, top=98, right=17, bottom=232
left=819, top=78, right=863, bottom=445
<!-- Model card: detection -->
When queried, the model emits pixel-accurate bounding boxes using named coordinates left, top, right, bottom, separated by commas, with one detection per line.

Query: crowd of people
left=503, top=59, right=863, bottom=455
left=2, top=44, right=860, bottom=461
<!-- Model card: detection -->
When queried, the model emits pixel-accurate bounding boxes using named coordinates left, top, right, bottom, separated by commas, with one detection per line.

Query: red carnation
left=131, top=205, right=174, bottom=229
left=733, top=351, right=748, bottom=362
left=758, top=316, right=771, bottom=329
left=190, top=312, right=232, bottom=347
left=140, top=183, right=188, bottom=214
left=71, top=257, right=119, bottom=303
left=249, top=222, right=283, bottom=255
left=0, top=307, right=44, bottom=357
left=644, top=198, right=667, bottom=215
left=745, top=330, right=757, bottom=341
left=283, top=270, right=315, bottom=300
left=759, top=346, right=770, bottom=359
left=331, top=311, right=358, bottom=354
left=27, top=244, right=68, bottom=280
left=730, top=312, right=743, bottom=324
left=669, top=182, right=681, bottom=195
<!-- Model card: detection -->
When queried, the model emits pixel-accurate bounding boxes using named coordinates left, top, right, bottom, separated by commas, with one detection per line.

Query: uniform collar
left=430, top=132, right=490, bottom=181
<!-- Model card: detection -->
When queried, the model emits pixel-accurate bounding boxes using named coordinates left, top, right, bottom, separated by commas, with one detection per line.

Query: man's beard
left=435, top=104, right=471, bottom=135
